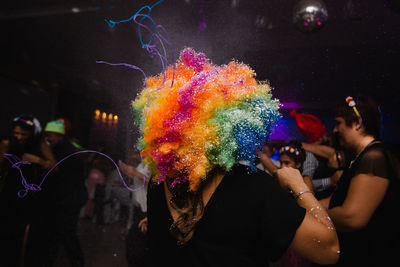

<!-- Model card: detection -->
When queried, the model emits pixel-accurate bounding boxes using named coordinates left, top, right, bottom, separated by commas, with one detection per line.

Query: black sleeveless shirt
left=329, top=141, right=400, bottom=266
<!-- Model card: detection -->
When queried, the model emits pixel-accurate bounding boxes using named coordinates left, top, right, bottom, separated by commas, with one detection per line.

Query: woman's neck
left=164, top=171, right=225, bottom=222
left=354, top=135, right=376, bottom=156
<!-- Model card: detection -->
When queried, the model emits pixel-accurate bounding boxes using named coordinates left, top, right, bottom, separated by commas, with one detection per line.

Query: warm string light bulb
left=94, top=109, right=119, bottom=125
left=94, top=109, right=100, bottom=119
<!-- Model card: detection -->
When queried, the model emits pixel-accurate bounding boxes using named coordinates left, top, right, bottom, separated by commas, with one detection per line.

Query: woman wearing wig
left=316, top=96, right=400, bottom=266
left=132, top=48, right=339, bottom=266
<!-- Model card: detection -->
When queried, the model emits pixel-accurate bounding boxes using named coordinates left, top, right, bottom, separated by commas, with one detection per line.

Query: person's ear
left=352, top=120, right=362, bottom=131
left=295, top=162, right=302, bottom=169
left=355, top=120, right=363, bottom=131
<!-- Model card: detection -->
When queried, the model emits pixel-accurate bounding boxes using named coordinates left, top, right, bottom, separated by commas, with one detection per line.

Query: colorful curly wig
left=132, top=48, right=280, bottom=191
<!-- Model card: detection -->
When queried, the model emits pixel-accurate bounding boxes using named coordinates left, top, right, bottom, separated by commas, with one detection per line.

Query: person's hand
left=327, top=152, right=339, bottom=169
left=22, top=153, right=40, bottom=164
left=138, top=217, right=148, bottom=233
left=257, top=150, right=278, bottom=176
left=261, top=144, right=273, bottom=157
left=275, top=167, right=308, bottom=192
left=118, top=160, right=148, bottom=183
left=118, top=160, right=135, bottom=178
left=330, top=170, right=343, bottom=187
left=257, top=150, right=268, bottom=160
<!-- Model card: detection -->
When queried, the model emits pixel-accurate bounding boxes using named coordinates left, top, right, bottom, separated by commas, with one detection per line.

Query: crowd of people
left=1, top=76, right=399, bottom=267
left=0, top=115, right=149, bottom=267
left=129, top=49, right=399, bottom=267
left=258, top=96, right=400, bottom=267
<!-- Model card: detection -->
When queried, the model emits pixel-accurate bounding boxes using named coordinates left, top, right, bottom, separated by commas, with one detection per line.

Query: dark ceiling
left=1, top=0, right=400, bottom=114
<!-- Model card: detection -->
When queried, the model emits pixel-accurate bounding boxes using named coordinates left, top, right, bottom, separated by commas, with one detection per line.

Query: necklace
left=349, top=139, right=378, bottom=169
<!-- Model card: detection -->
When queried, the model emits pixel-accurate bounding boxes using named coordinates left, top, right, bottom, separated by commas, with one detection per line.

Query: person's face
left=280, top=154, right=301, bottom=169
left=13, top=126, right=32, bottom=145
left=332, top=117, right=358, bottom=149
left=45, top=132, right=63, bottom=147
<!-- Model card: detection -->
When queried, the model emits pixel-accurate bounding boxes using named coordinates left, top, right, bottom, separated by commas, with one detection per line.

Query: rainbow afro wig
left=132, top=48, right=280, bottom=191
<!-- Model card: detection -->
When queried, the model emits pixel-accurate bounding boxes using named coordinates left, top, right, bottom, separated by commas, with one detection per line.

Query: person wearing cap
left=0, top=114, right=56, bottom=267
left=56, top=117, right=85, bottom=150
left=36, top=120, right=87, bottom=267
left=44, top=120, right=67, bottom=147
left=0, top=114, right=56, bottom=170
left=290, top=109, right=338, bottom=199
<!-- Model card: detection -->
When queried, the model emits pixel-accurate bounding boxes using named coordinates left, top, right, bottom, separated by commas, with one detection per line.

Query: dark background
left=1, top=0, right=400, bottom=159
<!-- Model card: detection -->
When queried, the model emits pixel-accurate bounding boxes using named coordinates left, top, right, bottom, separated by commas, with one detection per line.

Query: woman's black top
left=146, top=164, right=305, bottom=267
left=329, top=142, right=400, bottom=266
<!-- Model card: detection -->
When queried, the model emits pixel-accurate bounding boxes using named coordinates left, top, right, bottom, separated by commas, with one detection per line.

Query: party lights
left=293, top=0, right=328, bottom=32
left=94, top=109, right=118, bottom=123
left=94, top=109, right=101, bottom=119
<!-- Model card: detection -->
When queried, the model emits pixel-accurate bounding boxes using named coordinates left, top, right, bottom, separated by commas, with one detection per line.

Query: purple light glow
left=280, top=102, right=303, bottom=109
left=269, top=120, right=290, bottom=141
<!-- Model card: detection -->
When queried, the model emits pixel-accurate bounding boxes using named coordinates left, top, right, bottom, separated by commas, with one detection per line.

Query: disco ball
left=293, top=0, right=328, bottom=32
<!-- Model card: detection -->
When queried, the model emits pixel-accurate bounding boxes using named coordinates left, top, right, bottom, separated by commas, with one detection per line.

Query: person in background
left=258, top=141, right=311, bottom=267
left=321, top=96, right=400, bottom=266
left=0, top=114, right=56, bottom=267
left=0, top=114, right=56, bottom=170
left=301, top=142, right=347, bottom=194
left=83, top=143, right=113, bottom=224
left=290, top=109, right=337, bottom=199
left=56, top=117, right=85, bottom=151
left=118, top=151, right=150, bottom=267
left=38, top=120, right=88, bottom=267
left=258, top=141, right=307, bottom=182
left=84, top=157, right=106, bottom=219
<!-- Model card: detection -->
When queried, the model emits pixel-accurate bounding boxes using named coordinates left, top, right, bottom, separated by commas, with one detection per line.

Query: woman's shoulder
left=361, top=143, right=386, bottom=162
left=356, top=142, right=391, bottom=178
left=229, top=163, right=274, bottom=181
left=225, top=163, right=282, bottom=195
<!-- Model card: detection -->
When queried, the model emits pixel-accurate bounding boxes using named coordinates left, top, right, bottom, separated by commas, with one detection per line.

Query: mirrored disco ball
left=293, top=0, right=328, bottom=32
